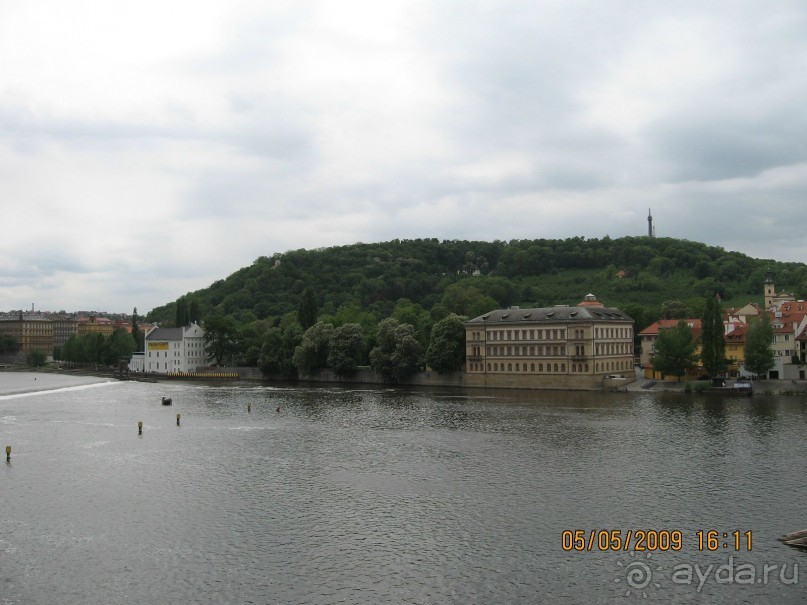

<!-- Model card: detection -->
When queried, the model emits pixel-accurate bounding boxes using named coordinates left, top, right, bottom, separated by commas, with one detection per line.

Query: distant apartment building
left=143, top=323, right=207, bottom=374
left=50, top=314, right=78, bottom=353
left=0, top=312, right=54, bottom=357
left=77, top=315, right=115, bottom=337
left=464, top=294, right=635, bottom=390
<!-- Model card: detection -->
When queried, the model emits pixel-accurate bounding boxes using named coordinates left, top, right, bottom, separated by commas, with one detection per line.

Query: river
left=1, top=373, right=805, bottom=603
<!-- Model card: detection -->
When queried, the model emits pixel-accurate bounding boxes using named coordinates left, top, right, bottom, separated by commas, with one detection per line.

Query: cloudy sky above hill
left=1, top=1, right=806, bottom=313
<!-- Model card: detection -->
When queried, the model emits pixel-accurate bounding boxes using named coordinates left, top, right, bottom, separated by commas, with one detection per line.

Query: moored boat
left=705, top=379, right=752, bottom=395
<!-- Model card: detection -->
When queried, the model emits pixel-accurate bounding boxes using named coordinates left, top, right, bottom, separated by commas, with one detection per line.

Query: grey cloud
left=647, top=101, right=807, bottom=183
left=2, top=250, right=89, bottom=278
left=225, top=95, right=316, bottom=160
left=651, top=121, right=802, bottom=182
left=6, top=0, right=807, bottom=312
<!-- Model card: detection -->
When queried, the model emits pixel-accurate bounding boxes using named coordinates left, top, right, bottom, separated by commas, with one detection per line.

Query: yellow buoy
left=138, top=421, right=143, bottom=435
left=176, top=413, right=181, bottom=426
left=5, top=445, right=10, bottom=461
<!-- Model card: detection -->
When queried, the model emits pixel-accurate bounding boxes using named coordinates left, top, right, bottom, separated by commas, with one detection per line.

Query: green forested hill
left=146, top=236, right=807, bottom=352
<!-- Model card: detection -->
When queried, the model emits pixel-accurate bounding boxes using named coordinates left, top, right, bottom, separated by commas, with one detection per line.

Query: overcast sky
left=2, top=1, right=806, bottom=314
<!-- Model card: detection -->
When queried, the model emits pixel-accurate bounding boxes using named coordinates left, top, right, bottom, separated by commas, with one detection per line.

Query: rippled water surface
left=1, top=375, right=807, bottom=603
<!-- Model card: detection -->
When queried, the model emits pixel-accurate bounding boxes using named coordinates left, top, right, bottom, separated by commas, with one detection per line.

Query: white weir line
left=0, top=380, right=120, bottom=400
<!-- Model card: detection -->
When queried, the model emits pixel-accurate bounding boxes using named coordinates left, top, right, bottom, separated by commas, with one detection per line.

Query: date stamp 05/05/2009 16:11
left=560, top=529, right=753, bottom=553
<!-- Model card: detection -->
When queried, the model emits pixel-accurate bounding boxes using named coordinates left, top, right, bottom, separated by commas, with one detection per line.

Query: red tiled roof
left=779, top=302, right=807, bottom=312
left=725, top=325, right=747, bottom=344
left=639, top=319, right=702, bottom=336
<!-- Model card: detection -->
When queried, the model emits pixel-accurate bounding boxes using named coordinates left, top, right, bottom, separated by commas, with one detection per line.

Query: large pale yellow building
left=0, top=312, right=54, bottom=356
left=464, top=294, right=635, bottom=390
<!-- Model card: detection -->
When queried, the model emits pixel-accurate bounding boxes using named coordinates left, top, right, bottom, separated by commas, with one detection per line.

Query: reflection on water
left=1, top=381, right=806, bottom=604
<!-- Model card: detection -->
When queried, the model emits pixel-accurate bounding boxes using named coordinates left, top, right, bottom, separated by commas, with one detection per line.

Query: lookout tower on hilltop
left=647, top=208, right=655, bottom=238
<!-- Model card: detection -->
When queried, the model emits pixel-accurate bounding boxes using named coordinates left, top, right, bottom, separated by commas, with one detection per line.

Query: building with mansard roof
left=464, top=294, right=635, bottom=390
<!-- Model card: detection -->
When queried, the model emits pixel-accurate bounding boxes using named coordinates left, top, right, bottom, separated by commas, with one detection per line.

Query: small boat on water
left=162, top=397, right=172, bottom=405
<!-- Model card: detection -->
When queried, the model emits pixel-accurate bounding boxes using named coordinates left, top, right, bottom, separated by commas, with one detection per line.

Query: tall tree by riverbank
left=744, top=314, right=775, bottom=378
left=700, top=295, right=727, bottom=378
left=652, top=320, right=697, bottom=380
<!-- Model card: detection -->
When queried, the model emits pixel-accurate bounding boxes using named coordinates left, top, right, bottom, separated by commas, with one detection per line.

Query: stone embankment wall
left=250, top=366, right=464, bottom=388
left=242, top=366, right=630, bottom=391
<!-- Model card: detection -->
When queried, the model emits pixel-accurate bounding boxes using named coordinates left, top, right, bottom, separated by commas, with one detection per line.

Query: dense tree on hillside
left=369, top=318, right=422, bottom=382
left=189, top=298, right=201, bottom=324
left=391, top=299, right=432, bottom=349
left=204, top=314, right=239, bottom=365
left=651, top=320, right=697, bottom=380
left=259, top=328, right=284, bottom=375
left=297, top=288, right=318, bottom=329
left=171, top=295, right=203, bottom=326
left=744, top=314, right=775, bottom=378
left=175, top=295, right=194, bottom=327
left=321, top=301, right=382, bottom=336
left=328, top=323, right=365, bottom=376
left=659, top=300, right=688, bottom=320
left=439, top=282, right=498, bottom=319
left=235, top=320, right=269, bottom=367
left=144, top=237, right=804, bottom=363
left=176, top=298, right=186, bottom=326
left=699, top=296, right=727, bottom=378
left=259, top=322, right=303, bottom=376
left=293, top=322, right=334, bottom=375
left=425, top=314, right=467, bottom=373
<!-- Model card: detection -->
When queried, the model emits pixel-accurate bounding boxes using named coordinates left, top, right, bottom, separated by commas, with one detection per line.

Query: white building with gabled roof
left=144, top=322, right=207, bottom=374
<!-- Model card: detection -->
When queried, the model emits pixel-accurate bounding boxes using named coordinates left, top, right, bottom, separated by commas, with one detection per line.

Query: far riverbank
left=4, top=364, right=807, bottom=397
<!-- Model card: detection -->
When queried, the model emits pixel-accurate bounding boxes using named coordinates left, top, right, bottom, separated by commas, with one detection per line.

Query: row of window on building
left=467, top=359, right=632, bottom=373
left=470, top=326, right=632, bottom=342
left=485, top=345, right=568, bottom=356
left=475, top=342, right=631, bottom=358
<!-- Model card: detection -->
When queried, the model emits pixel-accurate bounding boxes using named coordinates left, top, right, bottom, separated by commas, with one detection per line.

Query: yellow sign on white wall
left=148, top=341, right=169, bottom=351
